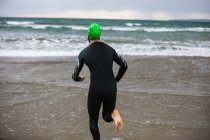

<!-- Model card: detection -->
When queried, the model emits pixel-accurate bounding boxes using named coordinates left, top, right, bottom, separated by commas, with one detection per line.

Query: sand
left=0, top=56, right=210, bottom=140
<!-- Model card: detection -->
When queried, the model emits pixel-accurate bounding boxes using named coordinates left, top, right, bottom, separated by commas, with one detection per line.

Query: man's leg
left=88, top=92, right=102, bottom=140
left=102, top=92, right=123, bottom=130
left=89, top=116, right=100, bottom=140
left=102, top=92, right=116, bottom=122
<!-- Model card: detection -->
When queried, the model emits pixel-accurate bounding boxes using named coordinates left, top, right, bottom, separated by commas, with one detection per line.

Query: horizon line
left=1, top=16, right=210, bottom=22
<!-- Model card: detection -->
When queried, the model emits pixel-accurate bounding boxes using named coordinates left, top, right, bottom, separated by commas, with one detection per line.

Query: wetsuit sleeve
left=72, top=54, right=85, bottom=82
left=113, top=52, right=128, bottom=82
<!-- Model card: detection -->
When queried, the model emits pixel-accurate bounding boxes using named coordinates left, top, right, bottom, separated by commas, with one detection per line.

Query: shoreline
left=0, top=55, right=210, bottom=140
left=1, top=54, right=210, bottom=59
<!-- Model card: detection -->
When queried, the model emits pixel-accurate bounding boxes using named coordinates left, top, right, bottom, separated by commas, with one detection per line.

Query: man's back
left=79, top=42, right=116, bottom=92
left=80, top=42, right=115, bottom=81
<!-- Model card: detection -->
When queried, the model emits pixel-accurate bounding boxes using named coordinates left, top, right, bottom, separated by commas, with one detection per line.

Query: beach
left=0, top=56, right=210, bottom=140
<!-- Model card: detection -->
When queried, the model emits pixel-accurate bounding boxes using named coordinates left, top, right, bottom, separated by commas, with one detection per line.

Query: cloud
left=147, top=12, right=210, bottom=20
left=18, top=10, right=210, bottom=20
left=0, top=0, right=210, bottom=20
left=19, top=10, right=139, bottom=19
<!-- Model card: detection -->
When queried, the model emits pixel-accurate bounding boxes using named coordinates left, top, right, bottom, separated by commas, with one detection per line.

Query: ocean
left=0, top=17, right=210, bottom=57
left=1, top=17, right=210, bottom=140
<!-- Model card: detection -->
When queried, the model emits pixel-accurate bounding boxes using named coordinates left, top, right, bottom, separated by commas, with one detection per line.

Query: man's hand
left=80, top=74, right=86, bottom=81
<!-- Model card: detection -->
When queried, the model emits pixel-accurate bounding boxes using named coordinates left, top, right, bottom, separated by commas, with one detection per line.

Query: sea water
left=0, top=17, right=210, bottom=57
left=1, top=17, right=210, bottom=140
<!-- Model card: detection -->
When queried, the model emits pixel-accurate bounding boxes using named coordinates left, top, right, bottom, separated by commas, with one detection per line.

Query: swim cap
left=88, top=23, right=101, bottom=39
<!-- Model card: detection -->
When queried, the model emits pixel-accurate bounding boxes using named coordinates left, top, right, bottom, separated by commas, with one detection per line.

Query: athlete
left=72, top=23, right=127, bottom=140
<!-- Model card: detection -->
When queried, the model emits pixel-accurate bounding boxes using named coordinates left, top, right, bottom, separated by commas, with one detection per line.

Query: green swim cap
left=88, top=23, right=101, bottom=39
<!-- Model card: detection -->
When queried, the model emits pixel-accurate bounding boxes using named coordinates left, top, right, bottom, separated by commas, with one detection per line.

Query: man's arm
left=72, top=55, right=85, bottom=82
left=113, top=52, right=128, bottom=82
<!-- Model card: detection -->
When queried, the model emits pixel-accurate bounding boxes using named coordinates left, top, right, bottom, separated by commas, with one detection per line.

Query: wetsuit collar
left=89, top=40, right=101, bottom=44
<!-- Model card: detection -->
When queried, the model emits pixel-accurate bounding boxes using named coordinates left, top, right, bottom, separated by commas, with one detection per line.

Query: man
left=72, top=23, right=127, bottom=140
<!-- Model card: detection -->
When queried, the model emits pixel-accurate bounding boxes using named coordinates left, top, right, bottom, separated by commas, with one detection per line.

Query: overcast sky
left=0, top=0, right=210, bottom=20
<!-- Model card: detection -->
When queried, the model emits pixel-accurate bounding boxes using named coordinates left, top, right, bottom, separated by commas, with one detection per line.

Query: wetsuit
left=72, top=42, right=127, bottom=140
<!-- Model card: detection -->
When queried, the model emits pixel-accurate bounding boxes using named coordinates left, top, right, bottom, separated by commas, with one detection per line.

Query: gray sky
left=0, top=0, right=210, bottom=20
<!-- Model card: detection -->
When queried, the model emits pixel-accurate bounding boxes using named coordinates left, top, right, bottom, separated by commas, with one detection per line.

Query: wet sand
left=0, top=56, right=210, bottom=140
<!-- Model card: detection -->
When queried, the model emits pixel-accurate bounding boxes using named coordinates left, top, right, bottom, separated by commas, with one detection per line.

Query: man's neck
left=89, top=39, right=100, bottom=44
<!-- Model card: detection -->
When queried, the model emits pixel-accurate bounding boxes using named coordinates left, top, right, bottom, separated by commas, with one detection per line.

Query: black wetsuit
left=72, top=42, right=127, bottom=140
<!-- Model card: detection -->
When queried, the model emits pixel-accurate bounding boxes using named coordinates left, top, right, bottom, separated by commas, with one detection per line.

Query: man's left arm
left=113, top=52, right=128, bottom=82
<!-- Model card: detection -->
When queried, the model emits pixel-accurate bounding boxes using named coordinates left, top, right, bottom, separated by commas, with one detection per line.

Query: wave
left=1, top=21, right=210, bottom=32
left=0, top=50, right=80, bottom=57
left=104, top=27, right=210, bottom=32
left=115, top=44, right=210, bottom=57
left=125, top=22, right=142, bottom=27
left=103, top=26, right=139, bottom=31
left=1, top=44, right=210, bottom=57
left=6, top=21, right=35, bottom=25
left=143, top=27, right=210, bottom=32
left=2, top=22, right=87, bottom=30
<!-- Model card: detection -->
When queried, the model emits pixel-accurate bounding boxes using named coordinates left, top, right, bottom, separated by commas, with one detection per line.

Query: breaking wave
left=1, top=21, right=210, bottom=32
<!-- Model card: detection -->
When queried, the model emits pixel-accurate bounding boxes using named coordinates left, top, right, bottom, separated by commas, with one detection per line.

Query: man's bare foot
left=111, top=109, right=124, bottom=130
